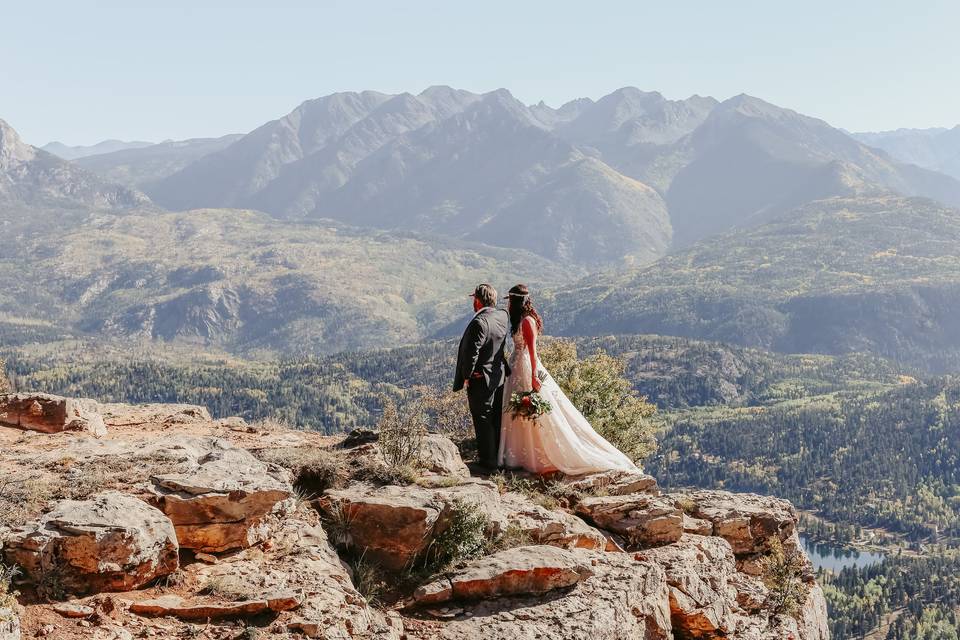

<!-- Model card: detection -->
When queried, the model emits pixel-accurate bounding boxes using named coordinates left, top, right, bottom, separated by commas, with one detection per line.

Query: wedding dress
left=497, top=321, right=639, bottom=475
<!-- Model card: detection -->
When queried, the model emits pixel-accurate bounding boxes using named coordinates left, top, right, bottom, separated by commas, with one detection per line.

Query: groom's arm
left=458, top=317, right=487, bottom=384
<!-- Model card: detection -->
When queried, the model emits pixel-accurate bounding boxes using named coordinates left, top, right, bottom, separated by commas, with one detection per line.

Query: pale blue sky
left=3, top=0, right=958, bottom=145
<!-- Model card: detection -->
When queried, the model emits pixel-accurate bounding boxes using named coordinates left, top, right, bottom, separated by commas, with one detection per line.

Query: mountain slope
left=78, top=134, right=243, bottom=190
left=42, top=139, right=154, bottom=160
left=0, top=207, right=578, bottom=354
left=151, top=91, right=394, bottom=209
left=547, top=195, right=960, bottom=371
left=661, top=95, right=960, bottom=245
left=854, top=125, right=960, bottom=181
left=0, top=119, right=148, bottom=210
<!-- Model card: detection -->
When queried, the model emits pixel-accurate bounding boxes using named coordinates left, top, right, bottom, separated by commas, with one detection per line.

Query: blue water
left=800, top=535, right=885, bottom=572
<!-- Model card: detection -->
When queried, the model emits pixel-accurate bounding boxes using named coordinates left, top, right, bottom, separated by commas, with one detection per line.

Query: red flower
left=522, top=396, right=532, bottom=405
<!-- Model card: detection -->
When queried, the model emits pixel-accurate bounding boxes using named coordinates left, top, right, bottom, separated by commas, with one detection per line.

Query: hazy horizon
left=4, top=0, right=959, bottom=146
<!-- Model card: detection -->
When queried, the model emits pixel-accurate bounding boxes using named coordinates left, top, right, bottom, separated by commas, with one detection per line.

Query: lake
left=800, top=535, right=885, bottom=572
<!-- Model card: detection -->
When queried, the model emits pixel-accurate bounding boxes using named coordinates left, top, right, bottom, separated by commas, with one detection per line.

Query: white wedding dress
left=497, top=320, right=639, bottom=475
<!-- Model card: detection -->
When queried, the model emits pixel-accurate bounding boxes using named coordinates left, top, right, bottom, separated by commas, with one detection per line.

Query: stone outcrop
left=672, top=490, right=797, bottom=554
left=637, top=535, right=740, bottom=638
left=341, top=429, right=470, bottom=478
left=148, top=442, right=293, bottom=552
left=574, top=493, right=683, bottom=548
left=319, top=479, right=500, bottom=571
left=406, top=551, right=673, bottom=640
left=127, top=593, right=301, bottom=619
left=3, top=492, right=178, bottom=596
left=565, top=469, right=660, bottom=497
left=494, top=492, right=608, bottom=550
left=0, top=393, right=105, bottom=437
left=412, top=545, right=593, bottom=605
left=0, top=395, right=830, bottom=640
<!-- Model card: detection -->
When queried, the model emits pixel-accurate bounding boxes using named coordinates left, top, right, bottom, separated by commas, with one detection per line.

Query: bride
left=497, top=284, right=639, bottom=475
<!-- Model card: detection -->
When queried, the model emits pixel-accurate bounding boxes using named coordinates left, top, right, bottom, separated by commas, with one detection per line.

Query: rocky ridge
left=0, top=392, right=828, bottom=639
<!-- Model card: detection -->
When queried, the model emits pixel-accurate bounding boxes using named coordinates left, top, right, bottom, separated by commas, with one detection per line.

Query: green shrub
left=760, top=537, right=809, bottom=618
left=539, top=339, right=658, bottom=462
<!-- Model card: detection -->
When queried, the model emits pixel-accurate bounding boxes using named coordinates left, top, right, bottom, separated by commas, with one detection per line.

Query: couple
left=453, top=283, right=637, bottom=475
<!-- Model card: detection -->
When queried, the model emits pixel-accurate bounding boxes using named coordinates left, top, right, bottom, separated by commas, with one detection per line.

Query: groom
left=453, top=283, right=510, bottom=469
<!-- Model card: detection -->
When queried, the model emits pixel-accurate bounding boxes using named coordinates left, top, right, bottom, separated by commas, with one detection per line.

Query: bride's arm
left=521, top=316, right=541, bottom=392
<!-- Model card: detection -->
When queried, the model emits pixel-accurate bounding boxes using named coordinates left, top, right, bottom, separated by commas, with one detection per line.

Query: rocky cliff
left=0, top=393, right=828, bottom=639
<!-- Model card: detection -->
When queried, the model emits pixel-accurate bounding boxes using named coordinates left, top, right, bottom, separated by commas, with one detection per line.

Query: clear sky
left=4, top=0, right=958, bottom=146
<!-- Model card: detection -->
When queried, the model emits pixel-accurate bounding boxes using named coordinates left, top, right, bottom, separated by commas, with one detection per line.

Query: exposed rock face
left=575, top=494, right=683, bottom=548
left=407, top=551, right=673, bottom=640
left=413, top=545, right=594, bottom=605
left=3, top=492, right=178, bottom=596
left=636, top=535, right=740, bottom=638
left=0, top=393, right=106, bottom=437
left=127, top=593, right=301, bottom=619
left=149, top=443, right=293, bottom=552
left=672, top=490, right=796, bottom=554
left=418, top=433, right=471, bottom=477
left=565, top=469, right=660, bottom=497
left=340, top=430, right=470, bottom=478
left=0, top=608, right=19, bottom=640
left=320, top=479, right=500, bottom=571
left=495, top=492, right=607, bottom=551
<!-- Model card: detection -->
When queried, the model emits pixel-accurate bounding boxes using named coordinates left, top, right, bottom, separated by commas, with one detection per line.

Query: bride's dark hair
left=507, top=284, right=543, bottom=335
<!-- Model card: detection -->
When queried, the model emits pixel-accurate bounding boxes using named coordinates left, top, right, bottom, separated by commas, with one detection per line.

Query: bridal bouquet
left=509, top=390, right=553, bottom=421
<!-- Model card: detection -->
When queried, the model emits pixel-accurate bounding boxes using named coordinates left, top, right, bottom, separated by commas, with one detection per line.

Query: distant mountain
left=78, top=134, right=243, bottom=190
left=0, top=207, right=578, bottom=354
left=42, top=139, right=154, bottom=160
left=546, top=195, right=960, bottom=371
left=0, top=119, right=148, bottom=210
left=854, top=126, right=960, bottom=181
left=146, top=87, right=960, bottom=265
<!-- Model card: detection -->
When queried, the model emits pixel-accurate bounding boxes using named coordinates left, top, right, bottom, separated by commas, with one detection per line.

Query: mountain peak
left=0, top=118, right=37, bottom=168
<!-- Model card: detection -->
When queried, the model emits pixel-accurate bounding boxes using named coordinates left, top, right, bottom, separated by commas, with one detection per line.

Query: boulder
left=128, top=593, right=301, bottom=619
left=319, top=479, right=500, bottom=571
left=671, top=490, right=797, bottom=554
left=565, top=470, right=660, bottom=497
left=574, top=494, right=683, bottom=548
left=149, top=442, right=293, bottom=552
left=494, top=492, right=607, bottom=550
left=52, top=602, right=95, bottom=618
left=341, top=430, right=469, bottom=478
left=418, top=433, right=470, bottom=477
left=413, top=546, right=593, bottom=605
left=636, top=535, right=740, bottom=638
left=3, top=491, right=178, bottom=596
left=407, top=550, right=672, bottom=640
left=683, top=514, right=713, bottom=536
left=0, top=608, right=19, bottom=640
left=0, top=393, right=105, bottom=437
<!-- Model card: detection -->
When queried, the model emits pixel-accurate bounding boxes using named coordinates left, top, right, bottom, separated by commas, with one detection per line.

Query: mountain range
left=99, top=86, right=960, bottom=266
left=853, top=126, right=960, bottom=181
left=4, top=87, right=960, bottom=368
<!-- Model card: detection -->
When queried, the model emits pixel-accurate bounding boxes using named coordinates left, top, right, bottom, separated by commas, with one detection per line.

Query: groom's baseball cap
left=470, top=283, right=498, bottom=306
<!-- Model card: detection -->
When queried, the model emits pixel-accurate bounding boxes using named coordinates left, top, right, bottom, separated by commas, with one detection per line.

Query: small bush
left=760, top=537, right=809, bottom=618
left=347, top=551, right=387, bottom=606
left=0, top=474, right=55, bottom=529
left=378, top=396, right=428, bottom=469
left=0, top=562, right=19, bottom=612
left=419, top=499, right=489, bottom=575
left=487, top=523, right=533, bottom=553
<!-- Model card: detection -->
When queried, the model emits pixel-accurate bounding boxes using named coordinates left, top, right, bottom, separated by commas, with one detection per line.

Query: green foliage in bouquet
left=509, top=391, right=553, bottom=420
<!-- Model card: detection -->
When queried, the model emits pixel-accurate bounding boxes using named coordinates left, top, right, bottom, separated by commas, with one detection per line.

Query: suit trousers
left=467, top=382, right=504, bottom=467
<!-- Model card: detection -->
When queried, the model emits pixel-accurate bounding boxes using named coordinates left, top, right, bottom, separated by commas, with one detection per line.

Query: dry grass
left=0, top=473, right=55, bottom=529
left=255, top=446, right=347, bottom=496
left=199, top=575, right=259, bottom=602
left=48, top=451, right=191, bottom=502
